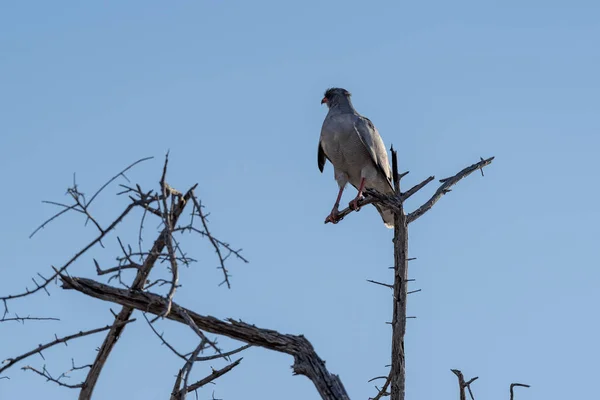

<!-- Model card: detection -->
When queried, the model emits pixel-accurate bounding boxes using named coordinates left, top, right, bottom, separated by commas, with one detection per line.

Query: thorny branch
left=60, top=275, right=350, bottom=400
left=160, top=153, right=180, bottom=318
left=322, top=153, right=496, bottom=400
left=406, top=157, right=494, bottom=223
left=22, top=365, right=84, bottom=389
left=451, top=369, right=479, bottom=400
left=21, top=359, right=93, bottom=390
left=183, top=358, right=242, bottom=396
left=510, top=383, right=531, bottom=400
left=452, top=369, right=530, bottom=400
left=0, top=319, right=135, bottom=376
left=324, top=156, right=494, bottom=226
left=0, top=315, right=59, bottom=323
left=78, top=154, right=244, bottom=399
left=190, top=195, right=249, bottom=288
left=369, top=373, right=392, bottom=400
left=1, top=154, right=246, bottom=399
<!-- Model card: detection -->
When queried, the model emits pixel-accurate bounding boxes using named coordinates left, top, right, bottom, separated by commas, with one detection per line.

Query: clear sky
left=1, top=1, right=599, bottom=399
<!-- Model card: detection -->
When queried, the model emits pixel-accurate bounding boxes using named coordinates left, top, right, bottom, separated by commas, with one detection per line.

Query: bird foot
left=349, top=196, right=364, bottom=211
left=325, top=209, right=340, bottom=224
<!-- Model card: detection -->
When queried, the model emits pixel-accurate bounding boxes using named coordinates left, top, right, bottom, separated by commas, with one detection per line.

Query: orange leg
left=349, top=177, right=366, bottom=211
left=325, top=187, right=344, bottom=224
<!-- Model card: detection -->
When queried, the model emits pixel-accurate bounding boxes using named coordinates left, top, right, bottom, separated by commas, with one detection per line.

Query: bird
left=317, top=87, right=395, bottom=228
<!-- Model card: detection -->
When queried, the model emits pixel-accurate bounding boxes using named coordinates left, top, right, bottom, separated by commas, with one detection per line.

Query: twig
left=510, top=383, right=530, bottom=400
left=29, top=157, right=152, bottom=239
left=87, top=156, right=153, bottom=207
left=0, top=315, right=59, bottom=323
left=94, top=259, right=140, bottom=276
left=184, top=358, right=243, bottom=395
left=178, top=339, right=207, bottom=399
left=195, top=344, right=251, bottom=362
left=0, top=319, right=135, bottom=375
left=401, top=176, right=435, bottom=201
left=369, top=372, right=392, bottom=400
left=451, top=369, right=479, bottom=400
left=190, top=194, right=240, bottom=288
left=21, top=365, right=82, bottom=389
left=180, top=309, right=222, bottom=358
left=160, top=153, right=179, bottom=318
left=2, top=204, right=137, bottom=303
left=407, top=157, right=494, bottom=224
left=367, top=279, right=393, bottom=289
left=142, top=313, right=187, bottom=361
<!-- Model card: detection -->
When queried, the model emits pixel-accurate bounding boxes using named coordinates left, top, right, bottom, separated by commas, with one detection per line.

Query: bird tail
left=373, top=204, right=394, bottom=229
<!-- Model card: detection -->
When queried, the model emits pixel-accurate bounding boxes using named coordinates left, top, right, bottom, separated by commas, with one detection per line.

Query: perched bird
left=318, top=88, right=394, bottom=228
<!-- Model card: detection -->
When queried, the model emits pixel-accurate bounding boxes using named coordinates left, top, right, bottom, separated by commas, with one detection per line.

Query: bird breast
left=321, top=115, right=373, bottom=185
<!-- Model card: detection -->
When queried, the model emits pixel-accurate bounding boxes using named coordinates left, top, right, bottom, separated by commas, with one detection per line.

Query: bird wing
left=317, top=140, right=328, bottom=173
left=353, top=116, right=394, bottom=190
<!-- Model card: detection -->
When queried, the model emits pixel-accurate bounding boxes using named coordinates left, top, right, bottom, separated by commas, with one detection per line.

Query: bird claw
left=349, top=196, right=363, bottom=211
left=325, top=210, right=340, bottom=224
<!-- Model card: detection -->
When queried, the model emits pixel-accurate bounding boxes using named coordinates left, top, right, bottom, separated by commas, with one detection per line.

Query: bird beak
left=321, top=97, right=328, bottom=105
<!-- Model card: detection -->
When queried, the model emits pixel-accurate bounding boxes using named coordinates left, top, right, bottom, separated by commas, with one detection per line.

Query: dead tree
left=0, top=152, right=528, bottom=400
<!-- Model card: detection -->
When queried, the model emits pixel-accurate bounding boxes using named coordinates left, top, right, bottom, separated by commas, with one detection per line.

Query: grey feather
left=353, top=116, right=394, bottom=192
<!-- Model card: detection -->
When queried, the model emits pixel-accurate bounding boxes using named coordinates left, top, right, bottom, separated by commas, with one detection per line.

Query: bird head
left=321, top=88, right=351, bottom=108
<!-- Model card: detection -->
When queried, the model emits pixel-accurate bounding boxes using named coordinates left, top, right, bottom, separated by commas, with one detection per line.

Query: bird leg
left=325, top=187, right=344, bottom=224
left=349, top=178, right=366, bottom=211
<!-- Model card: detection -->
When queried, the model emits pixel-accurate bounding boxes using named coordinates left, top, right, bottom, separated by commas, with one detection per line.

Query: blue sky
left=1, top=1, right=599, bottom=399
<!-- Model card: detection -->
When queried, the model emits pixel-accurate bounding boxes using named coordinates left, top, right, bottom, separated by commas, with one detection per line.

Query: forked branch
left=60, top=275, right=349, bottom=400
left=324, top=156, right=494, bottom=226
left=407, top=157, right=494, bottom=223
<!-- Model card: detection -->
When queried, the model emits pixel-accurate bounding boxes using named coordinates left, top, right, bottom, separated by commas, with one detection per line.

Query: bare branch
left=179, top=309, right=222, bottom=358
left=369, top=372, right=391, bottom=400
left=21, top=365, right=82, bottom=389
left=29, top=157, right=152, bottom=239
left=407, top=157, right=494, bottom=224
left=61, top=276, right=350, bottom=400
left=0, top=315, right=59, bottom=323
left=401, top=175, right=435, bottom=201
left=324, top=195, right=381, bottom=225
left=184, top=358, right=242, bottom=395
left=510, top=383, right=530, bottom=400
left=87, top=156, right=154, bottom=207
left=0, top=319, right=135, bottom=375
left=177, top=339, right=207, bottom=399
left=390, top=147, right=408, bottom=400
left=94, top=259, right=140, bottom=276
left=451, top=370, right=479, bottom=400
left=170, top=369, right=185, bottom=400
left=160, top=153, right=180, bottom=317
left=142, top=313, right=187, bottom=361
left=1, top=203, right=137, bottom=304
left=367, top=279, right=393, bottom=289
left=77, top=176, right=198, bottom=399
left=190, top=194, right=246, bottom=288
left=195, top=344, right=251, bottom=362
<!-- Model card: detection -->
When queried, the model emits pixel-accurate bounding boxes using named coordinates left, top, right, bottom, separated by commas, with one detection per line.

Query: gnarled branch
left=60, top=275, right=350, bottom=400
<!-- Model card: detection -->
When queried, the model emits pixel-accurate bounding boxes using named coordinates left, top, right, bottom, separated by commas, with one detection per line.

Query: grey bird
left=318, top=88, right=395, bottom=228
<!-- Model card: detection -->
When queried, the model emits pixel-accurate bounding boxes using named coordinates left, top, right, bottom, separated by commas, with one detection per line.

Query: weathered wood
left=61, top=276, right=350, bottom=400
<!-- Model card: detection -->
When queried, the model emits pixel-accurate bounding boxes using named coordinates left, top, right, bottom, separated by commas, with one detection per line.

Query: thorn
left=479, top=156, right=485, bottom=176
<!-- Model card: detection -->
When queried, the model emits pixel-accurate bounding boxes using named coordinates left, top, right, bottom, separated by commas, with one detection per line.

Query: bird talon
left=349, top=197, right=363, bottom=211
left=325, top=210, right=340, bottom=224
